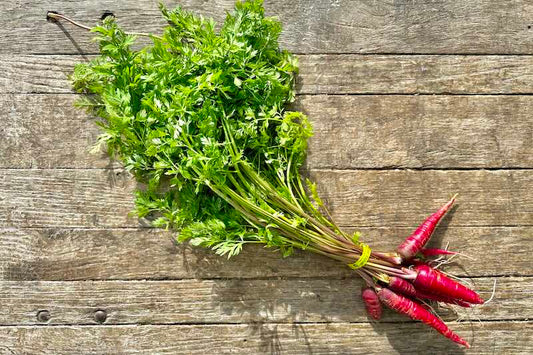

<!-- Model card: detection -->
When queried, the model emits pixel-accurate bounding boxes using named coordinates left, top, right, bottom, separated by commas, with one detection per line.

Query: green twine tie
left=348, top=243, right=371, bottom=270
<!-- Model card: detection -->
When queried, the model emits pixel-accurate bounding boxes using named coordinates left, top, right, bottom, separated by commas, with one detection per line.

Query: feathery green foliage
left=71, top=0, right=354, bottom=259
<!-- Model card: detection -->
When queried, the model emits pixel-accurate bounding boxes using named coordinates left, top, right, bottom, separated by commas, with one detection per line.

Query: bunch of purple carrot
left=46, top=3, right=483, bottom=347
left=359, top=196, right=483, bottom=348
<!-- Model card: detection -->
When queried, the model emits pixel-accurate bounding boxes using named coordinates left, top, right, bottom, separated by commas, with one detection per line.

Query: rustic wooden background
left=1, top=0, right=532, bottom=354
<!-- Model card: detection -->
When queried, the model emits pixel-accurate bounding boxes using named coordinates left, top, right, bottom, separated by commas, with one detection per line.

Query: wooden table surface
left=1, top=1, right=532, bottom=354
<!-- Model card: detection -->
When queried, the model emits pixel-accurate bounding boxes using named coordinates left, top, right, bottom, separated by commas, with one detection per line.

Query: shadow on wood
left=370, top=321, right=467, bottom=355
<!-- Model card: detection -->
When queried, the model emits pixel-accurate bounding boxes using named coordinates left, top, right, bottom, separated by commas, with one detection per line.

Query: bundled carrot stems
left=50, top=0, right=483, bottom=348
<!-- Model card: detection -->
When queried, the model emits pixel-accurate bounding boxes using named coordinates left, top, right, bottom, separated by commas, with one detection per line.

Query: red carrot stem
left=372, top=251, right=403, bottom=265
left=366, top=262, right=412, bottom=278
left=397, top=195, right=456, bottom=260
left=413, top=265, right=484, bottom=304
left=377, top=288, right=470, bottom=348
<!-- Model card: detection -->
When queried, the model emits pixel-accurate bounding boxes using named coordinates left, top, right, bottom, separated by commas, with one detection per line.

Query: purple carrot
left=389, top=276, right=470, bottom=307
left=388, top=276, right=417, bottom=297
left=397, top=196, right=456, bottom=260
left=415, top=290, right=472, bottom=308
left=377, top=287, right=470, bottom=348
left=413, top=265, right=484, bottom=304
left=362, top=287, right=382, bottom=320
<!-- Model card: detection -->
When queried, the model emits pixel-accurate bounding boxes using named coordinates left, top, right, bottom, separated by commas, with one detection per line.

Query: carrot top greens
left=70, top=1, right=337, bottom=258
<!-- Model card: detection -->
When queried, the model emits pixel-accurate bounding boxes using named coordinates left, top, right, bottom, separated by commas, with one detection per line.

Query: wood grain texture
left=309, top=169, right=533, bottom=228
left=1, top=0, right=531, bottom=353
left=297, top=55, right=533, bottom=94
left=3, top=94, right=533, bottom=169
left=5, top=54, right=533, bottom=95
left=0, top=322, right=530, bottom=354
left=0, top=94, right=106, bottom=169
left=0, top=277, right=526, bottom=325
left=3, top=1, right=533, bottom=54
left=0, top=55, right=83, bottom=94
left=0, top=169, right=136, bottom=228
left=300, top=95, right=533, bottom=169
left=1, top=169, right=531, bottom=228
left=0, top=226, right=529, bottom=280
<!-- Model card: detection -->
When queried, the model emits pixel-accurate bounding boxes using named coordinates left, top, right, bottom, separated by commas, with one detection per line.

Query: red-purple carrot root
left=413, top=265, right=484, bottom=304
left=388, top=276, right=417, bottom=297
left=377, top=287, right=470, bottom=348
left=415, top=290, right=472, bottom=308
left=362, top=287, right=382, bottom=320
left=388, top=276, right=471, bottom=307
left=397, top=196, right=456, bottom=260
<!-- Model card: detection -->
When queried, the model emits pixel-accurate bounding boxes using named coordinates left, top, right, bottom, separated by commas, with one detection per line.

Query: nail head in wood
left=46, top=11, right=59, bottom=23
left=37, top=310, right=51, bottom=322
left=101, top=11, right=115, bottom=20
left=94, top=309, right=107, bottom=323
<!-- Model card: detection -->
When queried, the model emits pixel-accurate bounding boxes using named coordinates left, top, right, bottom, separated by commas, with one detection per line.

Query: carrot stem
left=46, top=11, right=161, bottom=39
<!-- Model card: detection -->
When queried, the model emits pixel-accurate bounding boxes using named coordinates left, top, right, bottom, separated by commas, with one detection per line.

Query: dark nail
left=37, top=310, right=51, bottom=322
left=46, top=11, right=59, bottom=23
left=101, top=11, right=115, bottom=20
left=94, top=309, right=107, bottom=323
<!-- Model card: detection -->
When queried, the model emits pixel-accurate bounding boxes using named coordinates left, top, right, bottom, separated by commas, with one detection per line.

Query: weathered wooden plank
left=3, top=94, right=533, bottom=169
left=0, top=169, right=136, bottom=228
left=0, top=227, right=347, bottom=280
left=309, top=169, right=533, bottom=228
left=301, top=95, right=533, bottom=169
left=0, top=322, right=530, bottom=354
left=0, top=95, right=107, bottom=169
left=0, top=55, right=83, bottom=94
left=0, top=227, right=529, bottom=280
left=1, top=169, right=531, bottom=228
left=298, top=55, right=533, bottom=94
left=3, top=1, right=533, bottom=54
left=0, top=277, right=526, bottom=325
left=5, top=54, right=533, bottom=95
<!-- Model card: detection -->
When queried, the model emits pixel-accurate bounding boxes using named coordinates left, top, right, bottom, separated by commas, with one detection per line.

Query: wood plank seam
left=0, top=320, right=529, bottom=327
left=0, top=320, right=529, bottom=328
